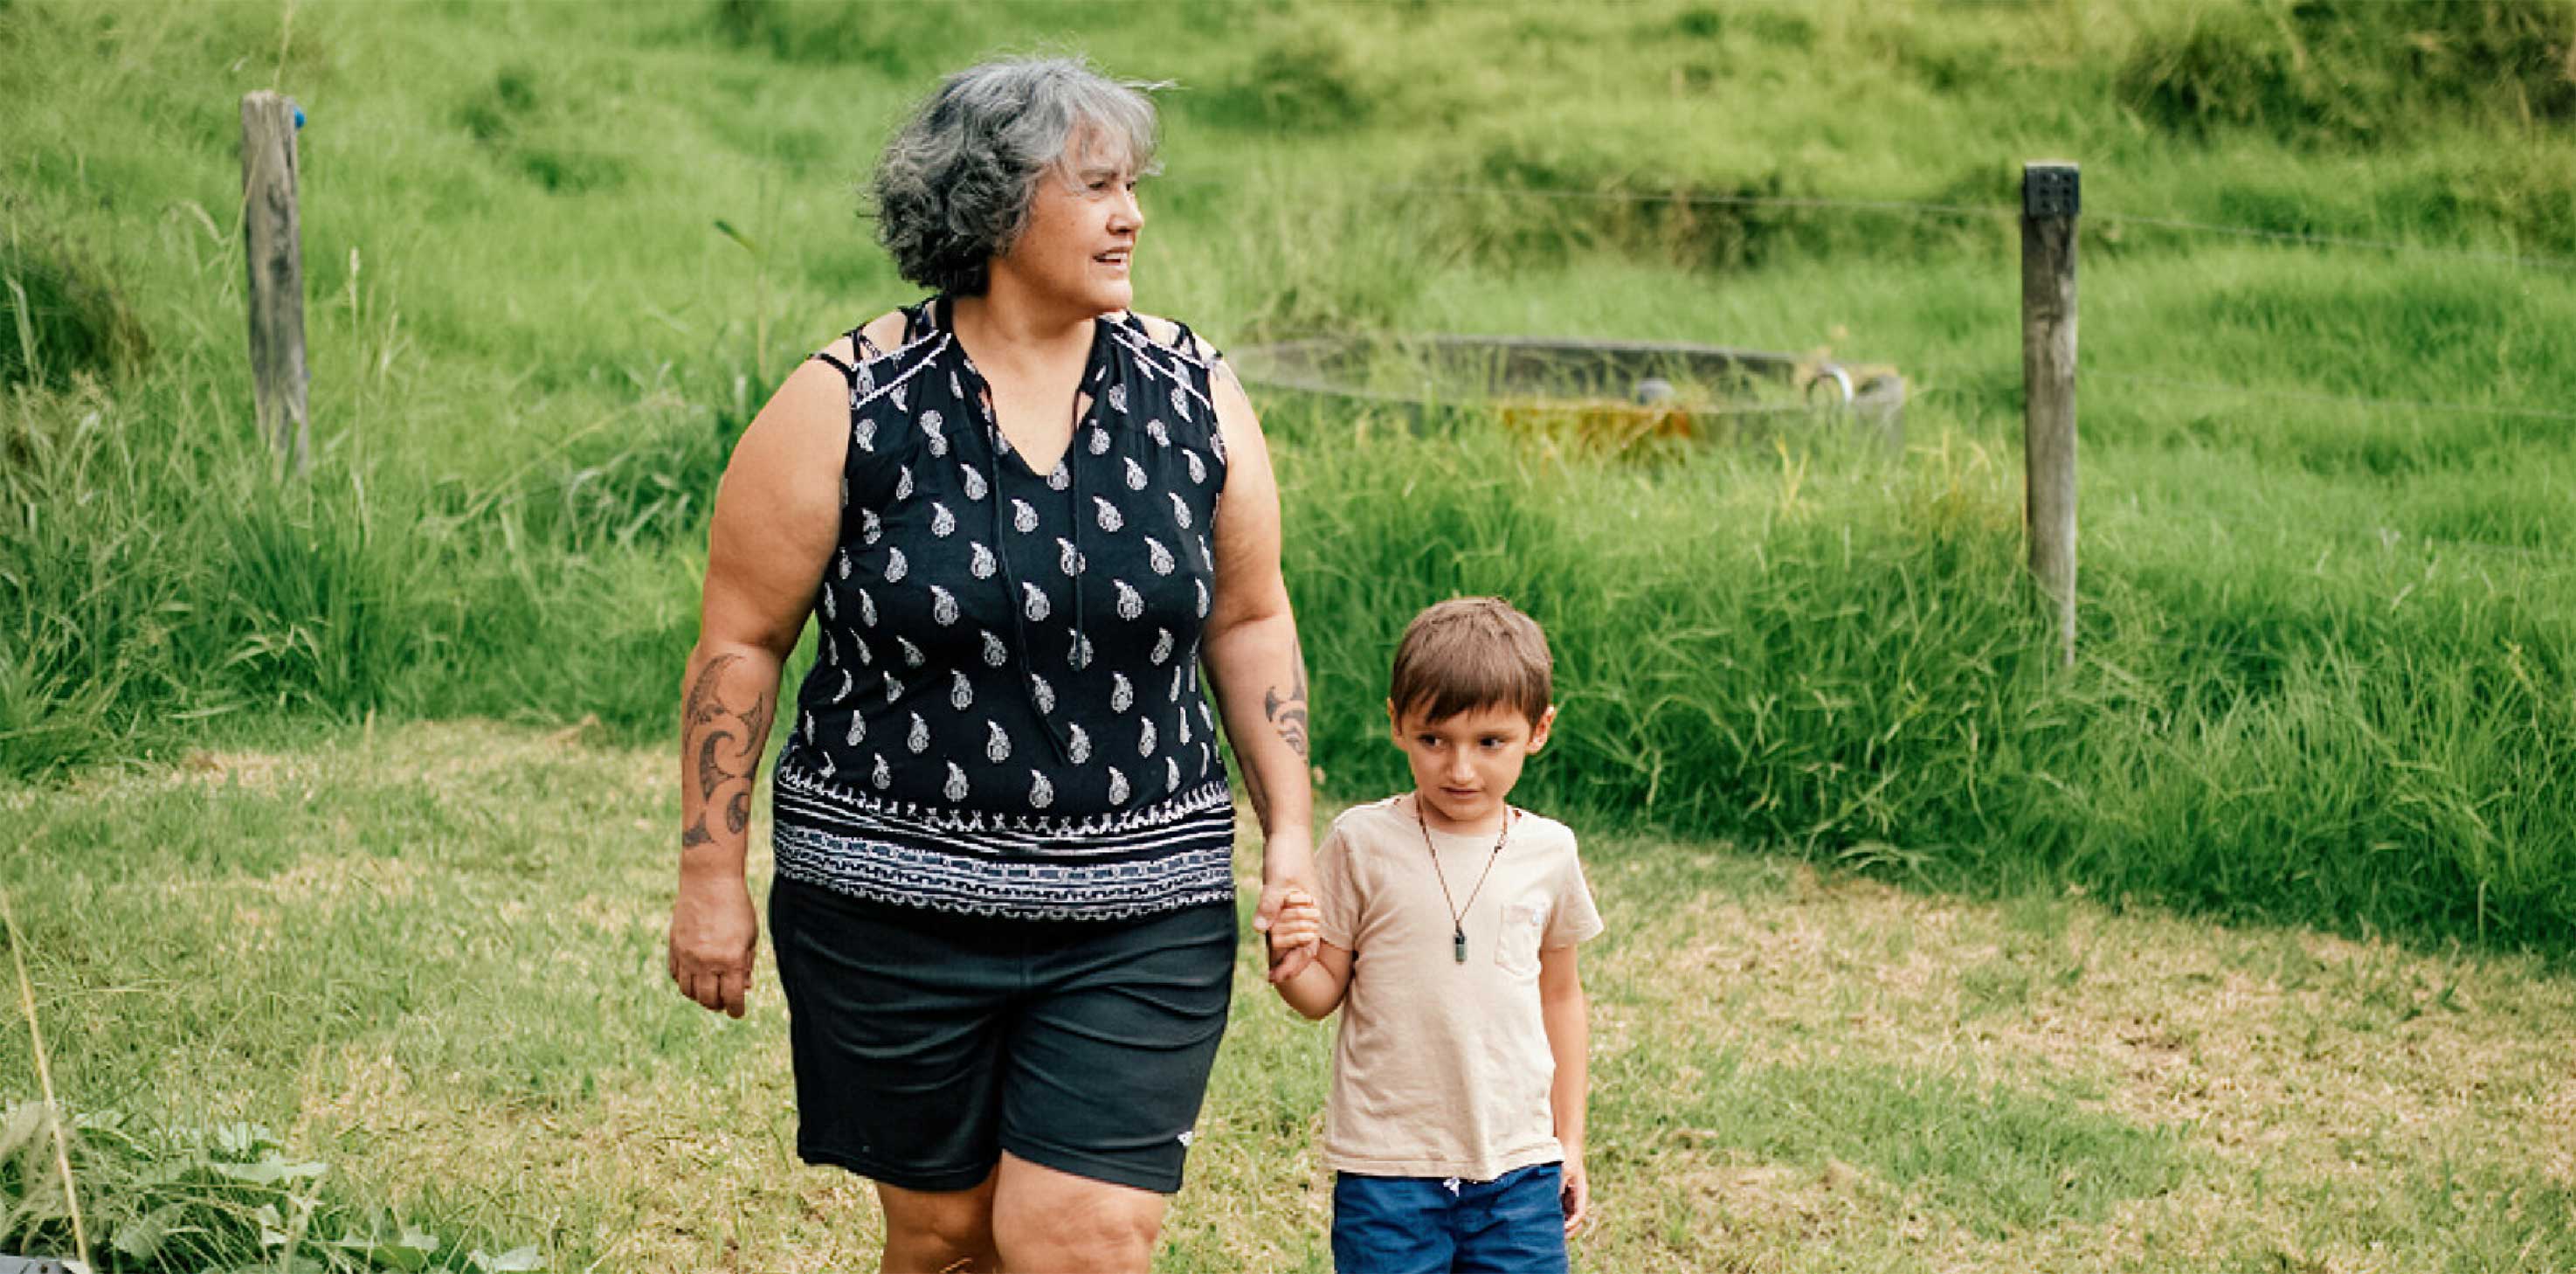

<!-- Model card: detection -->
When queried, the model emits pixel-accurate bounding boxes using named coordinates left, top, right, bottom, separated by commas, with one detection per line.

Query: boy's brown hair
left=1388, top=597, right=1554, bottom=726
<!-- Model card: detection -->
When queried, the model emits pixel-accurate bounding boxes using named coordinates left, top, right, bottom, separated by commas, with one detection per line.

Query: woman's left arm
left=1199, top=357, right=1318, bottom=981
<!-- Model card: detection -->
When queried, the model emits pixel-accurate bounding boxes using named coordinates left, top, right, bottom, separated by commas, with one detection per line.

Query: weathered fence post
left=2020, top=161, right=2079, bottom=667
left=240, top=90, right=309, bottom=474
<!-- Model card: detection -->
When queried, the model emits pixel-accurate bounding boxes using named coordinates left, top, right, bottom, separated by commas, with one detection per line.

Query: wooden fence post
left=2020, top=161, right=2079, bottom=667
left=240, top=90, right=309, bottom=474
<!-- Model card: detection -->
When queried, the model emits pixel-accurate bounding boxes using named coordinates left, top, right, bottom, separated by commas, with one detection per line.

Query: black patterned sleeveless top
left=770, top=297, right=1237, bottom=919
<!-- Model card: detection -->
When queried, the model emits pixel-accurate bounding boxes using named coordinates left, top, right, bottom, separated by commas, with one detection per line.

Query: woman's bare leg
left=989, top=1152, right=1168, bottom=1273
left=877, top=1169, right=1002, bottom=1274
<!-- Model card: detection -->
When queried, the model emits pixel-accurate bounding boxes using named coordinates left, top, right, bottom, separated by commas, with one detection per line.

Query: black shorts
left=769, top=878, right=1237, bottom=1194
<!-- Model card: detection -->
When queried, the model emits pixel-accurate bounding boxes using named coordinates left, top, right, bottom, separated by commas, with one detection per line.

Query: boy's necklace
left=1415, top=797, right=1514, bottom=964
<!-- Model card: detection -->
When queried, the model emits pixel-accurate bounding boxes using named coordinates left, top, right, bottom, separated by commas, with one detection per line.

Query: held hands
left=1251, top=828, right=1320, bottom=983
left=667, top=876, right=759, bottom=1019
left=1264, top=888, right=1323, bottom=980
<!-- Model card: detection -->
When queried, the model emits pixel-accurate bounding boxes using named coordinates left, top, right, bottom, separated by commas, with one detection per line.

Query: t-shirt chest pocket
left=1496, top=898, right=1550, bottom=978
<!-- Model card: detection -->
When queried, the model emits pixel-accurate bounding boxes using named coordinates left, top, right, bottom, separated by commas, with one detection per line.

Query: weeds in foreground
left=0, top=1106, right=543, bottom=1273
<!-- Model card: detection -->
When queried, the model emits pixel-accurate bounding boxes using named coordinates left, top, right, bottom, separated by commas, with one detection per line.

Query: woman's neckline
left=938, top=294, right=1115, bottom=481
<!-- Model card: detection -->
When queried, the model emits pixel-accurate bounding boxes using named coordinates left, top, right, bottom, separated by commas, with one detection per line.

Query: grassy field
left=4, top=0, right=2576, bottom=1266
left=6, top=0, right=2573, bottom=957
left=4, top=721, right=2571, bottom=1271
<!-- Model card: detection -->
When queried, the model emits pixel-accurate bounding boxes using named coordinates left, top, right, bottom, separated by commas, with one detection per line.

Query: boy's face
left=1387, top=698, right=1557, bottom=834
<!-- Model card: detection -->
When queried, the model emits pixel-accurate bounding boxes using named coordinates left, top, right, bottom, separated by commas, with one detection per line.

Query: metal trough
left=1233, top=334, right=1904, bottom=451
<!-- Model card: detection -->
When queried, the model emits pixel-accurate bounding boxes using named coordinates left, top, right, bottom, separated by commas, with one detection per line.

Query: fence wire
left=2098, top=511, right=2576, bottom=575
left=2079, top=372, right=2576, bottom=426
left=1168, top=174, right=2576, bottom=273
left=2087, top=212, right=2576, bottom=274
left=1356, top=182, right=2015, bottom=223
left=1852, top=361, right=2575, bottom=430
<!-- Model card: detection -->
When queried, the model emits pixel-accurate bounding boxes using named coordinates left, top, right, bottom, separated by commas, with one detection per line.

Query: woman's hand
left=1253, top=826, right=1318, bottom=981
left=1560, top=1157, right=1591, bottom=1236
left=668, top=874, right=759, bottom=1018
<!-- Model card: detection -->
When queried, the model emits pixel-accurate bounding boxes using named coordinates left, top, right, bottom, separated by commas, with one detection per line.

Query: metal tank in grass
left=1232, top=334, right=1905, bottom=454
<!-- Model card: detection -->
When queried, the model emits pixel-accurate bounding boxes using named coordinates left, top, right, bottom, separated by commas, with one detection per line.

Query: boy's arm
left=1274, top=939, right=1354, bottom=1021
left=1539, top=943, right=1592, bottom=1234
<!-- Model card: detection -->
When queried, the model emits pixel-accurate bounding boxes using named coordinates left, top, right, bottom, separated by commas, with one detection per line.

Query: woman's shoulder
left=1114, top=310, right=1223, bottom=368
left=1108, top=311, right=1235, bottom=440
left=776, top=305, right=941, bottom=493
left=814, top=306, right=931, bottom=375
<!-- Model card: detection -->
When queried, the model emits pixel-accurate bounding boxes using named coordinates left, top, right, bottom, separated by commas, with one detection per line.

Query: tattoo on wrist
left=681, top=653, right=773, bottom=851
left=1262, top=639, right=1311, bottom=762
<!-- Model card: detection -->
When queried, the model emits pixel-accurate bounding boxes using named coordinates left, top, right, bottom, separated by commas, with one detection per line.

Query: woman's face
left=998, top=131, right=1144, bottom=315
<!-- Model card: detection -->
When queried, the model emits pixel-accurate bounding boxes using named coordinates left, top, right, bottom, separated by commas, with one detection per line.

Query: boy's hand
left=1266, top=888, right=1322, bottom=980
left=1253, top=828, right=1318, bottom=980
left=1560, top=1158, right=1590, bottom=1236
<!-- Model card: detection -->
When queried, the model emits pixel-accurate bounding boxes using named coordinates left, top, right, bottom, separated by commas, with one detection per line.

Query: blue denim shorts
left=1331, top=1162, right=1567, bottom=1274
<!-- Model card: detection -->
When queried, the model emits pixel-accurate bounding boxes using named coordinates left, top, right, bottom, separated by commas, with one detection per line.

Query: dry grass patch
left=1587, top=849, right=2576, bottom=1271
left=4, top=725, right=2572, bottom=1271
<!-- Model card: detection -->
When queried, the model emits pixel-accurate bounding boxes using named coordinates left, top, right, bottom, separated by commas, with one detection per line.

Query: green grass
left=3, top=2, right=2571, bottom=915
left=6, top=722, right=2574, bottom=1271
left=0, top=0, right=2565, bottom=957
left=4, top=0, right=2576, bottom=1260
left=1658, top=1052, right=2188, bottom=1236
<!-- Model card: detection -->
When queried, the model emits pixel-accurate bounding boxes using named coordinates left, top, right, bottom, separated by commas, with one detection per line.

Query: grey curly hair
left=870, top=57, right=1162, bottom=298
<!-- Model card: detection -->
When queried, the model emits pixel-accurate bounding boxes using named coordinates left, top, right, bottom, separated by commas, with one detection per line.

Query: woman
left=665, top=58, right=1318, bottom=1274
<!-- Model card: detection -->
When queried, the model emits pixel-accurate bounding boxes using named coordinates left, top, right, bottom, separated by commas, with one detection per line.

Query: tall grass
left=0, top=377, right=726, bottom=774
left=1275, top=415, right=2576, bottom=957
left=2117, top=0, right=2576, bottom=147
left=3, top=0, right=2573, bottom=961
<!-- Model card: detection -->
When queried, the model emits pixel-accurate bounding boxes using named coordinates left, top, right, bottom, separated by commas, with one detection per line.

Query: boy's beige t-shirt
left=1313, top=795, right=1605, bottom=1181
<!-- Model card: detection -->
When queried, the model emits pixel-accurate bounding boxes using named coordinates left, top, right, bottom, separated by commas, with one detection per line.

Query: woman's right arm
left=667, top=352, right=853, bottom=1019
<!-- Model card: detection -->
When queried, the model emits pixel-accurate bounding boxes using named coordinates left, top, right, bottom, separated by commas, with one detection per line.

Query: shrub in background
left=2118, top=0, right=2576, bottom=145
left=0, top=232, right=149, bottom=391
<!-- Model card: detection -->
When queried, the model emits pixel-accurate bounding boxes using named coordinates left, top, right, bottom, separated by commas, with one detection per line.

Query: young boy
left=1268, top=597, right=1604, bottom=1274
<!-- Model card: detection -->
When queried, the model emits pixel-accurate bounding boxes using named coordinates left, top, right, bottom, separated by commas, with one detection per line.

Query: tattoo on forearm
left=1262, top=640, right=1310, bottom=762
left=681, top=652, right=772, bottom=852
left=696, top=731, right=725, bottom=801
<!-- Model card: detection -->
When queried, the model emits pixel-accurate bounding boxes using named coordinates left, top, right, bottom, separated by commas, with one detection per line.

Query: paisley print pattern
left=774, top=300, right=1236, bottom=918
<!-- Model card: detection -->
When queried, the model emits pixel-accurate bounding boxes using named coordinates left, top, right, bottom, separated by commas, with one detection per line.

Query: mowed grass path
left=7, top=721, right=2571, bottom=1272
